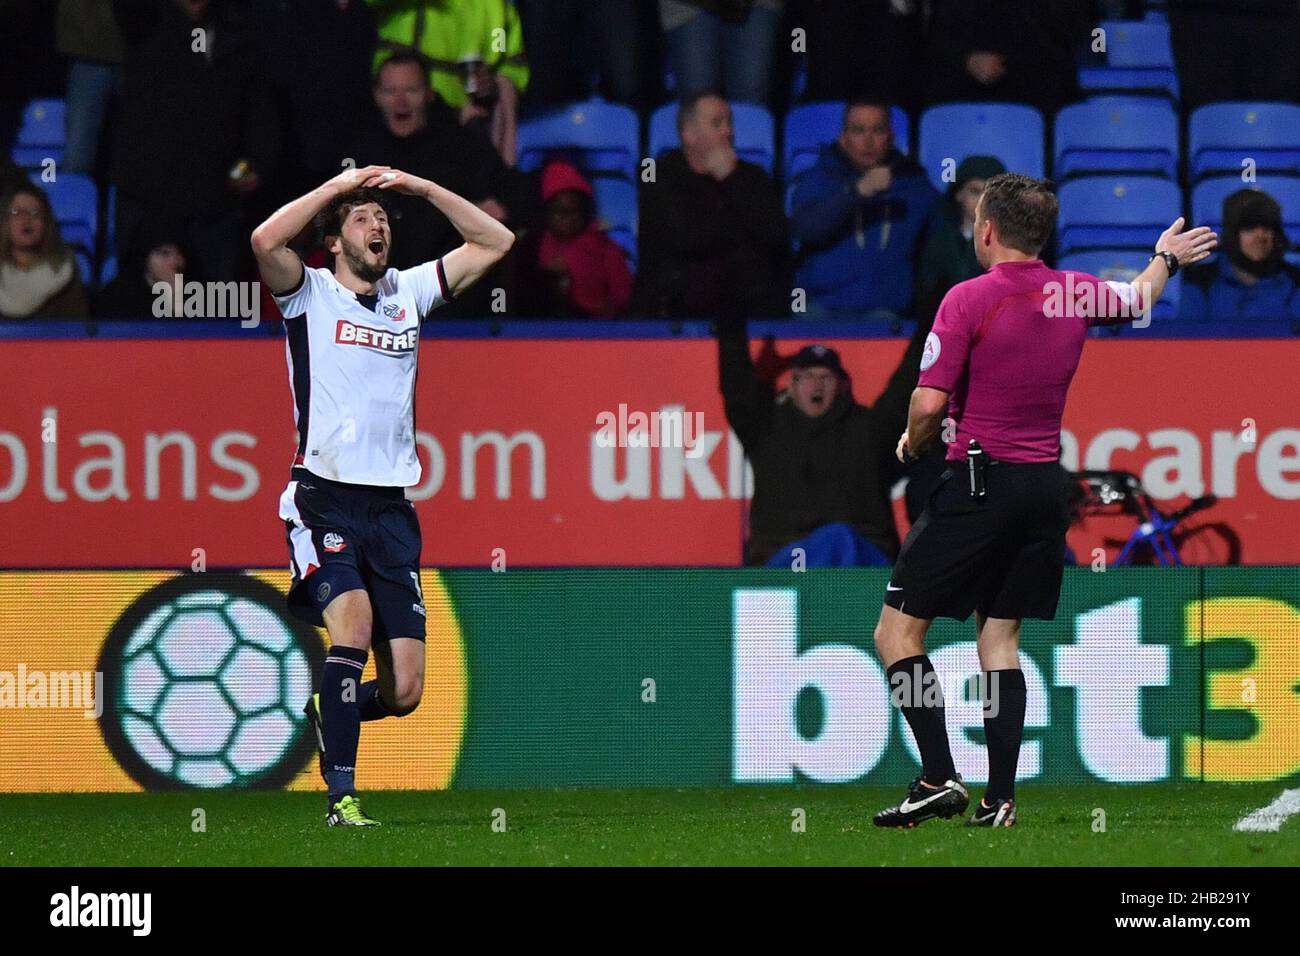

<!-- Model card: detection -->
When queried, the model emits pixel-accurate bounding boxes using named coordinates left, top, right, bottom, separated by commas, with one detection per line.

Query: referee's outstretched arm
left=1096, top=216, right=1218, bottom=324
left=374, top=170, right=516, bottom=297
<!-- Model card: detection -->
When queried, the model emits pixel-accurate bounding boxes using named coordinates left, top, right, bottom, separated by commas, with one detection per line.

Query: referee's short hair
left=979, top=173, right=1058, bottom=255
left=314, top=187, right=390, bottom=245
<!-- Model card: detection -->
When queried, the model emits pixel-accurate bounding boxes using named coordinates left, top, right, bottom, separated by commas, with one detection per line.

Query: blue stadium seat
left=74, top=249, right=93, bottom=289
left=648, top=101, right=776, bottom=174
left=106, top=185, right=117, bottom=250
left=1058, top=249, right=1181, bottom=319
left=1187, top=103, right=1300, bottom=182
left=1057, top=176, right=1181, bottom=256
left=782, top=102, right=910, bottom=182
left=11, top=98, right=65, bottom=167
left=918, top=103, right=1043, bottom=191
left=1191, top=175, right=1300, bottom=249
left=1100, top=20, right=1175, bottom=69
left=591, top=176, right=637, bottom=265
left=44, top=173, right=98, bottom=253
left=100, top=255, right=118, bottom=287
left=517, top=98, right=640, bottom=181
left=1054, top=100, right=1178, bottom=180
left=1077, top=21, right=1179, bottom=101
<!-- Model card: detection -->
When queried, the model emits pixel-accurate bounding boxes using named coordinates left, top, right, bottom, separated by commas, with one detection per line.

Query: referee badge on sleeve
left=920, top=332, right=941, bottom=371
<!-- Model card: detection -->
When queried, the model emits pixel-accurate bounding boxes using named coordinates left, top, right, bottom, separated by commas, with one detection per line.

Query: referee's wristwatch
left=1150, top=250, right=1179, bottom=277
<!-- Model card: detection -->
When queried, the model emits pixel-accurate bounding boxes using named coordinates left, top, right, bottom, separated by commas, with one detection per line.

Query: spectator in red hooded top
left=517, top=160, right=633, bottom=318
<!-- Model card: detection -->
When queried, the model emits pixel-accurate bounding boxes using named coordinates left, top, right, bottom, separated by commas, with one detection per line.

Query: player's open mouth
left=368, top=239, right=385, bottom=254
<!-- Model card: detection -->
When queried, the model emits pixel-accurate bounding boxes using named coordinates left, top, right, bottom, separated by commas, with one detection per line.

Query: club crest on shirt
left=382, top=302, right=407, bottom=322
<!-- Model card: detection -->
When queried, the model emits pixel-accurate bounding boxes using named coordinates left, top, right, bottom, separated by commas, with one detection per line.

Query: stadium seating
left=1054, top=100, right=1178, bottom=180
left=648, top=101, right=776, bottom=174
left=11, top=98, right=65, bottom=167
left=1078, top=20, right=1179, bottom=101
left=1187, top=103, right=1300, bottom=182
left=44, top=173, right=98, bottom=254
left=782, top=102, right=910, bottom=182
left=517, top=98, right=640, bottom=181
left=918, top=103, right=1044, bottom=191
left=591, top=176, right=638, bottom=265
left=73, top=249, right=93, bottom=289
left=1058, top=249, right=1181, bottom=319
left=1192, top=175, right=1300, bottom=248
left=1057, top=176, right=1181, bottom=256
left=100, top=255, right=118, bottom=287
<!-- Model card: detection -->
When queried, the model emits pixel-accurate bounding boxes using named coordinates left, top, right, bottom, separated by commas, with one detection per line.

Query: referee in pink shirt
left=871, top=173, right=1216, bottom=829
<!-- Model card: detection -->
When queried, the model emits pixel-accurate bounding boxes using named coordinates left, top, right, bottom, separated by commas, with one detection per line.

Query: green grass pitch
left=2, top=785, right=1296, bottom=866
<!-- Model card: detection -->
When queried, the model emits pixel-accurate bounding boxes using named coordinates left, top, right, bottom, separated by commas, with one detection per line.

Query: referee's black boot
left=966, top=796, right=1017, bottom=828
left=873, top=774, right=969, bottom=828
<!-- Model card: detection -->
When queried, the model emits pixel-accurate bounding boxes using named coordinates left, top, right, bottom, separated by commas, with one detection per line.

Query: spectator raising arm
left=716, top=312, right=773, bottom=452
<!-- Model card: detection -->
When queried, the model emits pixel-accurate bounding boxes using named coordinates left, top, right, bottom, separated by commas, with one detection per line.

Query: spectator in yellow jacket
left=369, top=0, right=529, bottom=167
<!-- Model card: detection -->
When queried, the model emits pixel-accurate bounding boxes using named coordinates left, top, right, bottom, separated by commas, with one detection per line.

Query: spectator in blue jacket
left=790, top=101, right=937, bottom=319
left=1179, top=188, right=1300, bottom=321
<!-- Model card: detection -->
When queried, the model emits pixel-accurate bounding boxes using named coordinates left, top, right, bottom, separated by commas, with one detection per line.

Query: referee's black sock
left=358, top=680, right=394, bottom=722
left=887, top=655, right=956, bottom=785
left=319, top=644, right=368, bottom=802
left=982, top=668, right=1027, bottom=802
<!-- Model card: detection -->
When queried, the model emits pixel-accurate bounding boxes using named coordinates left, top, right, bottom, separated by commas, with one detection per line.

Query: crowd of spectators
left=2, top=0, right=1299, bottom=321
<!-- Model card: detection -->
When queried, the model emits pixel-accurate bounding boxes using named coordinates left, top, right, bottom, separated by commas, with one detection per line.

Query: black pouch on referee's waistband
left=966, top=439, right=988, bottom=498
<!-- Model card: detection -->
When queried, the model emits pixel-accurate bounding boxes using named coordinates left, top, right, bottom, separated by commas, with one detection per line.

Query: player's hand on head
left=329, top=164, right=391, bottom=192
left=1157, top=216, right=1219, bottom=267
left=373, top=169, right=431, bottom=196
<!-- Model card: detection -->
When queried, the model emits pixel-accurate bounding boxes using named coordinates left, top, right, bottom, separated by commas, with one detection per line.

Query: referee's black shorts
left=885, top=460, right=1070, bottom=621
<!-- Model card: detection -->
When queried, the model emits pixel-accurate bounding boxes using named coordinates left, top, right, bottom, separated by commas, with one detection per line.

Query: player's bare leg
left=364, top=637, right=425, bottom=719
left=969, top=613, right=1024, bottom=827
left=872, top=605, right=968, bottom=827
left=308, top=590, right=380, bottom=826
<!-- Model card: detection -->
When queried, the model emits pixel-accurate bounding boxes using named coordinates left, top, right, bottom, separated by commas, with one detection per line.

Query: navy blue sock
left=887, top=655, right=956, bottom=785
left=358, top=680, right=394, bottom=722
left=319, top=644, right=367, bottom=801
left=982, top=669, right=1027, bottom=801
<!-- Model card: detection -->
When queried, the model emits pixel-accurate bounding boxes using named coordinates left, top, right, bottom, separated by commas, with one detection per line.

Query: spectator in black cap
left=715, top=309, right=928, bottom=566
left=1179, top=188, right=1300, bottom=321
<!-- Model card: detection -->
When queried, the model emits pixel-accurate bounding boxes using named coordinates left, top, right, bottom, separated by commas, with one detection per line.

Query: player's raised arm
left=375, top=171, right=516, bottom=297
left=250, top=165, right=394, bottom=293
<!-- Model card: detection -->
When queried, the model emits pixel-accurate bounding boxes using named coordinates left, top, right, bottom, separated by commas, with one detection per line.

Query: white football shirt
left=274, top=259, right=451, bottom=486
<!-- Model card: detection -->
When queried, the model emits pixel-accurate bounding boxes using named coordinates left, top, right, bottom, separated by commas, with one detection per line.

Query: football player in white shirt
left=251, top=165, right=513, bottom=826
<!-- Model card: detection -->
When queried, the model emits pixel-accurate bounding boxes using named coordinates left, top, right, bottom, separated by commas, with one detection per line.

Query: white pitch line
left=1234, top=788, right=1300, bottom=833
